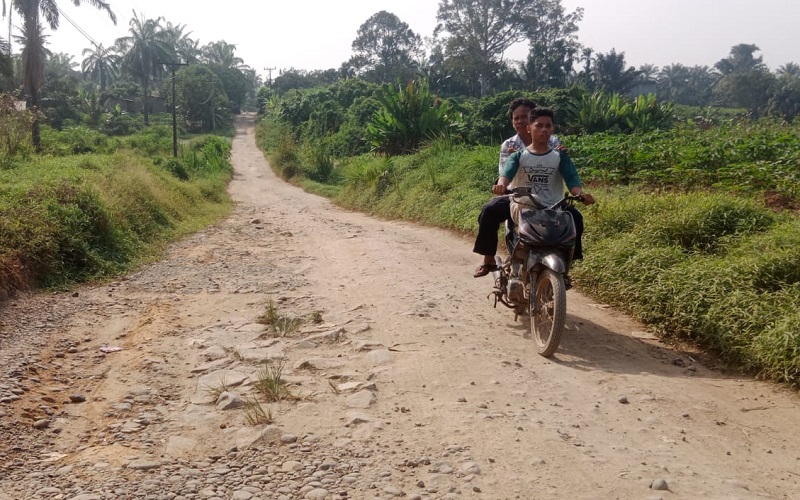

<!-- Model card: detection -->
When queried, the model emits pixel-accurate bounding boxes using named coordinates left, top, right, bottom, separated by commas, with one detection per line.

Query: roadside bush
left=40, top=125, right=113, bottom=155
left=124, top=125, right=173, bottom=155
left=103, top=111, right=143, bottom=136
left=0, top=94, right=34, bottom=166
left=574, top=188, right=800, bottom=384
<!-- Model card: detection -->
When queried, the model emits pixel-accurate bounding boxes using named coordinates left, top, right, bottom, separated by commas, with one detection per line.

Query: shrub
left=367, top=79, right=461, bottom=156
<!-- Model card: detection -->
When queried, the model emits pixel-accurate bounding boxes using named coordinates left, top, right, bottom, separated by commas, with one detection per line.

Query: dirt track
left=1, top=114, right=799, bottom=500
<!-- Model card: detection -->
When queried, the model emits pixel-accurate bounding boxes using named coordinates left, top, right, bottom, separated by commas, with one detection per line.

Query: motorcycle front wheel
left=530, top=269, right=566, bottom=357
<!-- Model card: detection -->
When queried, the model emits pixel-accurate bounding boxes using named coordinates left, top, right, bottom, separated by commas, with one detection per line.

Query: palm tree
left=81, top=42, right=119, bottom=90
left=201, top=40, right=243, bottom=69
left=3, top=0, right=115, bottom=150
left=162, top=21, right=199, bottom=64
left=0, top=35, right=11, bottom=78
left=116, top=11, right=172, bottom=125
left=777, top=62, right=800, bottom=78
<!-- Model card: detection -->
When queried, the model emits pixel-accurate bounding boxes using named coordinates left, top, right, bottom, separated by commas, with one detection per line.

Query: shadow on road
left=505, top=312, right=726, bottom=381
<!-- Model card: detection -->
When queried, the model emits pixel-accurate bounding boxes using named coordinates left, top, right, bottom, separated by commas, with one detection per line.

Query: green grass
left=575, top=187, right=800, bottom=384
left=0, top=139, right=232, bottom=297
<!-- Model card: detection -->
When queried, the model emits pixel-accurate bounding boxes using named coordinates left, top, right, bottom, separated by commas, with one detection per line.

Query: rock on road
left=1, top=114, right=799, bottom=500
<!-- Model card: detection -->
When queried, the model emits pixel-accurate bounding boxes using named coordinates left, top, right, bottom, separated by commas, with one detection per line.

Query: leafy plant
left=367, top=79, right=460, bottom=155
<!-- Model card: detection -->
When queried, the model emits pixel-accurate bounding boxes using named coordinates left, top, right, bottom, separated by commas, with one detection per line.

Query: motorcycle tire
left=530, top=269, right=566, bottom=357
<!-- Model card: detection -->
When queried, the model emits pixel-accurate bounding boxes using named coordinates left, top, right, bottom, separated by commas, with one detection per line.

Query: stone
left=202, top=345, right=229, bottom=361
left=216, top=392, right=244, bottom=410
left=281, top=460, right=303, bottom=472
left=365, top=349, right=392, bottom=365
left=650, top=478, right=669, bottom=491
left=462, top=462, right=481, bottom=475
left=346, top=390, right=377, bottom=409
left=235, top=424, right=282, bottom=449
left=33, top=419, right=50, bottom=429
left=191, top=358, right=233, bottom=373
left=165, top=435, right=198, bottom=457
left=127, top=460, right=161, bottom=471
left=197, top=370, right=250, bottom=392
left=305, top=488, right=329, bottom=499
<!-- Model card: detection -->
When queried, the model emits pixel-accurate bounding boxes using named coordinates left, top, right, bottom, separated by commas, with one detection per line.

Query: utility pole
left=164, top=60, right=189, bottom=157
left=263, top=67, right=276, bottom=86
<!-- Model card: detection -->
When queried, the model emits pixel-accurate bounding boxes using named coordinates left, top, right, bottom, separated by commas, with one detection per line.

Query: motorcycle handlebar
left=498, top=187, right=584, bottom=208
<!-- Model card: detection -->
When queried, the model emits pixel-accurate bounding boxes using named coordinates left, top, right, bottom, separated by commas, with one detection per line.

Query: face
left=511, top=105, right=532, bottom=136
left=528, top=116, right=554, bottom=143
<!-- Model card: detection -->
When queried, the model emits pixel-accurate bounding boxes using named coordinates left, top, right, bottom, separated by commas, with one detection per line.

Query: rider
left=472, top=107, right=594, bottom=278
left=472, top=98, right=560, bottom=278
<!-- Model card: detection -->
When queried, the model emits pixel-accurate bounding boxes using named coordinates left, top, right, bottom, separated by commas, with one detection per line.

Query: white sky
left=9, top=0, right=799, bottom=80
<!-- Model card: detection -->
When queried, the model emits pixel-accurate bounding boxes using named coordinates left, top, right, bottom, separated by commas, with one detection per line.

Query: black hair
left=530, top=107, right=555, bottom=121
left=509, top=98, right=536, bottom=117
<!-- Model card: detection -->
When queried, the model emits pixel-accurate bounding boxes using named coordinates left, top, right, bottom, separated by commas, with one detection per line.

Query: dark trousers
left=472, top=196, right=585, bottom=260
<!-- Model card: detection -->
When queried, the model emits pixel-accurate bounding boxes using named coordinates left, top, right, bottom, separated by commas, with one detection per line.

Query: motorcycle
left=488, top=188, right=583, bottom=357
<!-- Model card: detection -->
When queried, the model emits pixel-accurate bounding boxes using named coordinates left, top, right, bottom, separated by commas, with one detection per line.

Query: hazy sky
left=14, top=0, right=800, bottom=79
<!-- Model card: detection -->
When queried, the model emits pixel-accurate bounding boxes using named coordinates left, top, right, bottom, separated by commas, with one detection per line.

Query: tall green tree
left=593, top=49, right=638, bottom=94
left=173, top=64, right=229, bottom=132
left=520, top=0, right=582, bottom=89
left=81, top=42, right=119, bottom=90
left=3, top=0, right=115, bottom=149
left=713, top=44, right=774, bottom=112
left=162, top=21, right=199, bottom=64
left=768, top=62, right=800, bottom=119
left=435, top=0, right=535, bottom=96
left=117, top=11, right=172, bottom=125
left=714, top=43, right=766, bottom=75
left=201, top=40, right=243, bottom=68
left=348, top=10, right=422, bottom=84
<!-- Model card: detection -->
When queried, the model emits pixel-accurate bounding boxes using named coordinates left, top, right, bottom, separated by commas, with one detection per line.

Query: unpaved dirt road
left=1, top=114, right=799, bottom=500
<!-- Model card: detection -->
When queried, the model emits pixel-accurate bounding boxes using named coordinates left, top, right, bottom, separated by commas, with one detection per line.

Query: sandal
left=473, top=263, right=499, bottom=278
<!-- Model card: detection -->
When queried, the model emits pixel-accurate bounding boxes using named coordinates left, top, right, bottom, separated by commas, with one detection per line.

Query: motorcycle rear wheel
left=530, top=269, right=566, bottom=357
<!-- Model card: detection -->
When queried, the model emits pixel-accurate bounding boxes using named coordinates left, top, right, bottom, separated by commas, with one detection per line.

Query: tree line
left=0, top=2, right=261, bottom=150
left=271, top=2, right=798, bottom=119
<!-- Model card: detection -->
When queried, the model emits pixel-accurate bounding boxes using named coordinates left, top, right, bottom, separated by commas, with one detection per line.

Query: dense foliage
left=0, top=127, right=232, bottom=299
left=568, top=118, right=800, bottom=196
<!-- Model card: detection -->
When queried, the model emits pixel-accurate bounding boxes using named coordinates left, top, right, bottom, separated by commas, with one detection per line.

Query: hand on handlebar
left=491, top=183, right=509, bottom=196
left=580, top=193, right=595, bottom=205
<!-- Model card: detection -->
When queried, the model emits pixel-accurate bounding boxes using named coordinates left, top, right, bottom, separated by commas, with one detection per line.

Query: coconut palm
left=3, top=0, right=115, bottom=149
left=81, top=42, right=119, bottom=90
left=116, top=11, right=172, bottom=125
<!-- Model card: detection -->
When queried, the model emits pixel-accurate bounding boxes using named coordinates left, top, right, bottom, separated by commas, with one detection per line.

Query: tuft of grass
left=256, top=298, right=303, bottom=337
left=242, top=396, right=273, bottom=425
left=205, top=379, right=231, bottom=400
left=253, top=359, right=297, bottom=402
left=256, top=298, right=281, bottom=326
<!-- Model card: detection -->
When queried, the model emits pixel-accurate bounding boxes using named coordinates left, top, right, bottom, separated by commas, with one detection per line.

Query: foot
left=564, top=275, right=573, bottom=290
left=473, top=263, right=499, bottom=278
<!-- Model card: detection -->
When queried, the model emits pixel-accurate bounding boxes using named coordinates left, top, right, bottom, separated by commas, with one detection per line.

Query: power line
left=56, top=6, right=101, bottom=50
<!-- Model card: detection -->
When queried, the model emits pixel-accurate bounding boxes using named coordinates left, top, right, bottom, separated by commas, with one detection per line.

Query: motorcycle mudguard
left=526, top=250, right=567, bottom=274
